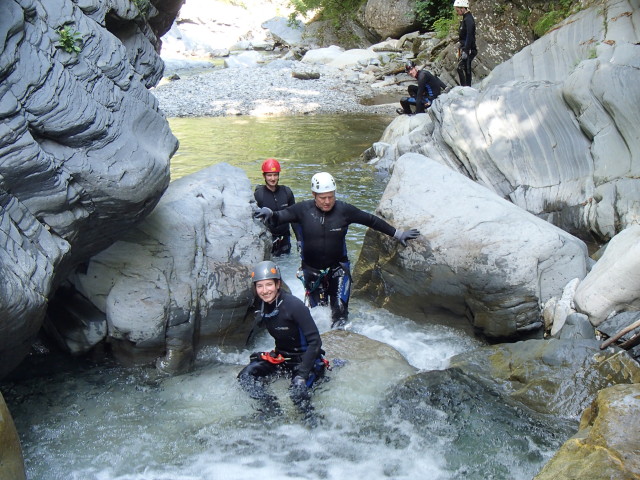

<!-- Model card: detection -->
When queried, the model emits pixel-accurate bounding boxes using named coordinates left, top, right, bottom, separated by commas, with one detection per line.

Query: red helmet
left=261, top=158, right=281, bottom=173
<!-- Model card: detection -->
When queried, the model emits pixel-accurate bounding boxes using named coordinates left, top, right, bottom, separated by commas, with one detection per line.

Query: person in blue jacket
left=254, top=172, right=420, bottom=328
left=398, top=61, right=447, bottom=114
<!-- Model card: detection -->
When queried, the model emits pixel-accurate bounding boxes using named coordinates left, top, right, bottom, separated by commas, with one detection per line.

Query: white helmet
left=311, top=172, right=336, bottom=193
left=454, top=0, right=469, bottom=7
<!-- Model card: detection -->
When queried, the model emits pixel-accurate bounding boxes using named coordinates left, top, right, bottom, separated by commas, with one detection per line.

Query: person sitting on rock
left=254, top=172, right=420, bottom=328
left=254, top=158, right=302, bottom=256
left=397, top=61, right=447, bottom=115
left=238, top=260, right=326, bottom=427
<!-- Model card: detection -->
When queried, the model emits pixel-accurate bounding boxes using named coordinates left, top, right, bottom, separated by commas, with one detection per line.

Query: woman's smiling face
left=255, top=279, right=279, bottom=303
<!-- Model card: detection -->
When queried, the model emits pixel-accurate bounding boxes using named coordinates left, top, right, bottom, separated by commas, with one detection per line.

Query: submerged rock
left=534, top=383, right=640, bottom=480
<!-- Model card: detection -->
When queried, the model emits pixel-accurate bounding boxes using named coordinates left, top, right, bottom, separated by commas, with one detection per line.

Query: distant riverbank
left=151, top=58, right=401, bottom=117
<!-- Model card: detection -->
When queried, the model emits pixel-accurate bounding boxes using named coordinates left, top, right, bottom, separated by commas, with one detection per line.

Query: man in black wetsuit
left=254, top=158, right=301, bottom=256
left=238, top=260, right=326, bottom=426
left=254, top=172, right=420, bottom=328
left=455, top=0, right=477, bottom=87
left=398, top=61, right=447, bottom=114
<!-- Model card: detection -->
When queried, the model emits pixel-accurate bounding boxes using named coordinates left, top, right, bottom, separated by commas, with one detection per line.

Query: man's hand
left=461, top=51, right=468, bottom=60
left=394, top=228, right=420, bottom=246
left=253, top=206, right=273, bottom=221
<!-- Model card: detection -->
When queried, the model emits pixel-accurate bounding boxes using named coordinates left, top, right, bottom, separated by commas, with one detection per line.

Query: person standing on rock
left=398, top=61, right=447, bottom=114
left=238, top=260, right=326, bottom=427
left=254, top=172, right=420, bottom=328
left=254, top=158, right=301, bottom=256
left=455, top=0, right=477, bottom=87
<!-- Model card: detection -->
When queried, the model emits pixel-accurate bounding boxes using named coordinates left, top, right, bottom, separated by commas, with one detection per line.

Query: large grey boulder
left=354, top=153, right=589, bottom=338
left=573, top=225, right=640, bottom=326
left=363, top=0, right=420, bottom=40
left=0, top=0, right=180, bottom=379
left=60, top=164, right=267, bottom=373
left=365, top=0, right=640, bottom=243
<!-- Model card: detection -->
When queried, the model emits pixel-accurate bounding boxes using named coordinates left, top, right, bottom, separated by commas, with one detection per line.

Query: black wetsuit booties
left=238, top=291, right=324, bottom=418
left=269, top=199, right=397, bottom=326
left=401, top=70, right=447, bottom=114
left=254, top=184, right=299, bottom=256
left=457, top=11, right=477, bottom=87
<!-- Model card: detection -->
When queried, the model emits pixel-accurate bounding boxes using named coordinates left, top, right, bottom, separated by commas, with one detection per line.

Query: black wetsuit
left=238, top=291, right=324, bottom=416
left=400, top=70, right=447, bottom=114
left=457, top=11, right=477, bottom=87
left=270, top=199, right=397, bottom=325
left=254, top=185, right=300, bottom=256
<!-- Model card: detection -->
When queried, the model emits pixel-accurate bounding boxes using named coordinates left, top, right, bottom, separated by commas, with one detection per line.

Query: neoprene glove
left=394, top=228, right=420, bottom=246
left=253, top=206, right=273, bottom=221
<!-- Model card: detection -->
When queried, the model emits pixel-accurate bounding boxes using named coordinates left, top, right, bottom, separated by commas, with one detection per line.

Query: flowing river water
left=1, top=115, right=576, bottom=480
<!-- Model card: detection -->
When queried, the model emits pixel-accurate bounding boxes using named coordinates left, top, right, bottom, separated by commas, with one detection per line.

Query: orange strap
left=260, top=351, right=288, bottom=364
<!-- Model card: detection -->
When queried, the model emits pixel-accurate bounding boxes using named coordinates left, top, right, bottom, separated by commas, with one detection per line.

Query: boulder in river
left=354, top=153, right=589, bottom=338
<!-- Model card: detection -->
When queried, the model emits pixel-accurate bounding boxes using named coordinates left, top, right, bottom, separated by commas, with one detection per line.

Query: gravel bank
left=151, top=59, right=403, bottom=117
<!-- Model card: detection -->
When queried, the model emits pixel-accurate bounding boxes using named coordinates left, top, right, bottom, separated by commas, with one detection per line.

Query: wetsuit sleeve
left=290, top=298, right=322, bottom=378
left=415, top=71, right=428, bottom=113
left=270, top=201, right=302, bottom=227
left=344, top=203, right=397, bottom=237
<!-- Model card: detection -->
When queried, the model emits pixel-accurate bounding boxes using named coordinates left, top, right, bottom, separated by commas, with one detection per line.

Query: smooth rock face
left=573, top=225, right=640, bottom=326
left=534, top=383, right=640, bottom=480
left=62, top=164, right=268, bottom=373
left=354, top=153, right=589, bottom=338
left=0, top=1, right=179, bottom=378
left=367, top=0, right=640, bottom=243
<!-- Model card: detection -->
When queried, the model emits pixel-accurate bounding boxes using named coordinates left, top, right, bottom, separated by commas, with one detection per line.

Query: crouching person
left=238, top=260, right=327, bottom=426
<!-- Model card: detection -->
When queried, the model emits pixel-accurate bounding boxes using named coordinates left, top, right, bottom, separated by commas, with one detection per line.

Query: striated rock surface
left=534, top=383, right=640, bottom=480
left=354, top=153, right=589, bottom=338
left=58, top=164, right=267, bottom=374
left=0, top=0, right=180, bottom=378
left=365, top=0, right=640, bottom=243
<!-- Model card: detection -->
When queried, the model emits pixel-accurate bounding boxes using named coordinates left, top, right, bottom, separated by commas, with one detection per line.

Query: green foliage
left=288, top=0, right=366, bottom=27
left=415, top=0, right=454, bottom=30
left=517, top=9, right=531, bottom=26
left=433, top=14, right=456, bottom=39
left=56, top=26, right=83, bottom=54
left=533, top=0, right=579, bottom=37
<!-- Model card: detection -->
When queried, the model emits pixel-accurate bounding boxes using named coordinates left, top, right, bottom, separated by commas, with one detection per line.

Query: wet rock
left=556, top=313, right=595, bottom=341
left=354, top=153, right=589, bottom=338
left=534, top=383, right=640, bottom=480
left=0, top=392, right=25, bottom=480
left=381, top=367, right=576, bottom=478
left=448, top=338, right=640, bottom=419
